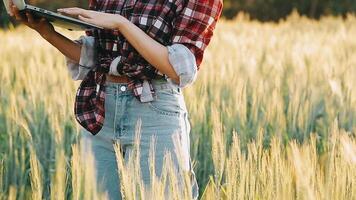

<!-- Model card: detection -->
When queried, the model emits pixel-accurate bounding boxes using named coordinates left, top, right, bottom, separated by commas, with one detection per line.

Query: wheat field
left=0, top=13, right=356, bottom=200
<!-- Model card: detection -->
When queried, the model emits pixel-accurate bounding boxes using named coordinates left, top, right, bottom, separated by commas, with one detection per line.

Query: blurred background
left=1, top=1, right=356, bottom=199
left=2, top=0, right=356, bottom=28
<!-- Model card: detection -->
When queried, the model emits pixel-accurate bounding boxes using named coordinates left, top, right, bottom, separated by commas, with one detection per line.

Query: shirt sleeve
left=65, top=35, right=96, bottom=80
left=170, top=0, right=223, bottom=69
left=166, top=43, right=198, bottom=88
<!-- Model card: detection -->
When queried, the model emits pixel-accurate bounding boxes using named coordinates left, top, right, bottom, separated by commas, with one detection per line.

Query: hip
left=99, top=78, right=189, bottom=139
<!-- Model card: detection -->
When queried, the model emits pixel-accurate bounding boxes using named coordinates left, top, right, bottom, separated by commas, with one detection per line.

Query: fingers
left=78, top=15, right=101, bottom=27
left=40, top=18, right=47, bottom=23
left=8, top=0, right=14, bottom=15
left=11, top=5, right=25, bottom=21
left=39, top=17, right=50, bottom=27
left=9, top=4, right=15, bottom=17
left=78, top=15, right=94, bottom=24
left=26, top=12, right=34, bottom=24
left=9, top=9, right=14, bottom=17
left=57, top=7, right=91, bottom=18
left=57, top=8, right=78, bottom=16
left=10, top=5, right=39, bottom=27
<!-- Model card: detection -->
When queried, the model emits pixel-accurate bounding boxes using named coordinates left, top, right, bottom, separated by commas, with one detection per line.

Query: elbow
left=170, top=75, right=180, bottom=86
left=167, top=43, right=198, bottom=88
left=176, top=66, right=198, bottom=88
left=64, top=35, right=96, bottom=81
left=167, top=60, right=198, bottom=88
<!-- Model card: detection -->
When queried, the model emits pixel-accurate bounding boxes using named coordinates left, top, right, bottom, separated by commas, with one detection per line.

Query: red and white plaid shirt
left=74, top=0, right=223, bottom=134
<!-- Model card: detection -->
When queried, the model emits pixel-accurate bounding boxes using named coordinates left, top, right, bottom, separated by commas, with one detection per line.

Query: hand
left=57, top=7, right=128, bottom=30
left=9, top=1, right=55, bottom=39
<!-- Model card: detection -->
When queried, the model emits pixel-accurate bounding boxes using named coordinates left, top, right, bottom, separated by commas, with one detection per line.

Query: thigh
left=79, top=91, right=123, bottom=200
left=120, top=89, right=192, bottom=188
left=80, top=128, right=123, bottom=200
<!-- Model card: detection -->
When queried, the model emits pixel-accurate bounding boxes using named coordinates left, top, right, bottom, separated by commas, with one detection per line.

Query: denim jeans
left=79, top=78, right=199, bottom=200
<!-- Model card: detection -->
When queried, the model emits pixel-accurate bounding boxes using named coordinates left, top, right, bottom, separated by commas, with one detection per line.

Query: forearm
left=9, top=4, right=82, bottom=64
left=117, top=19, right=180, bottom=84
left=41, top=31, right=81, bottom=64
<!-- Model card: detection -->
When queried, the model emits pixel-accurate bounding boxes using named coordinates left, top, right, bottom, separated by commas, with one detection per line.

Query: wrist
left=116, top=16, right=129, bottom=31
left=40, top=30, right=57, bottom=41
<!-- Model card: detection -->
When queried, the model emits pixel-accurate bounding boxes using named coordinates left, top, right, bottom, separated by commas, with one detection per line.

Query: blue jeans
left=79, top=78, right=199, bottom=200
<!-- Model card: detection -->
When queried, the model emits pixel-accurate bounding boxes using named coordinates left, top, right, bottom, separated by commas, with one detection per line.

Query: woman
left=9, top=0, right=222, bottom=199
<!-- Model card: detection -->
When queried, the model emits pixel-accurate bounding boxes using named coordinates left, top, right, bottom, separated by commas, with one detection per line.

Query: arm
left=58, top=0, right=223, bottom=86
left=43, top=31, right=82, bottom=64
left=65, top=36, right=96, bottom=80
left=58, top=8, right=181, bottom=85
left=10, top=3, right=81, bottom=63
left=116, top=19, right=180, bottom=84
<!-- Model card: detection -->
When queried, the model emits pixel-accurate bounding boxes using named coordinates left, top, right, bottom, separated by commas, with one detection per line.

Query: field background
left=1, top=13, right=356, bottom=199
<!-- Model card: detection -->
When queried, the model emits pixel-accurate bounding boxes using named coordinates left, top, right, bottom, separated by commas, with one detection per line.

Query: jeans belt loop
left=96, top=84, right=100, bottom=93
left=153, top=79, right=180, bottom=93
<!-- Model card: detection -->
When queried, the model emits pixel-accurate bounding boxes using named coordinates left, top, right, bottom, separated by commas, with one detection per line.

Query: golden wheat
left=0, top=13, right=356, bottom=199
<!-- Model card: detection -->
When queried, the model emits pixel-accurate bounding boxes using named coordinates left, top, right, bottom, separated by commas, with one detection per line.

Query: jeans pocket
left=147, top=88, right=185, bottom=117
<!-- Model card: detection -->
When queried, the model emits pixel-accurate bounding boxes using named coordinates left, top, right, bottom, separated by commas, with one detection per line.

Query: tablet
left=2, top=0, right=103, bottom=31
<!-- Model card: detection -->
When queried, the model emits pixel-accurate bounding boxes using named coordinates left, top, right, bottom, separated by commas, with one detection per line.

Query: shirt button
left=120, top=86, right=127, bottom=92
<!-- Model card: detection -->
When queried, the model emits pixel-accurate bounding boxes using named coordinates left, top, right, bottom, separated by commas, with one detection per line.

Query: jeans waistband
left=103, top=78, right=181, bottom=96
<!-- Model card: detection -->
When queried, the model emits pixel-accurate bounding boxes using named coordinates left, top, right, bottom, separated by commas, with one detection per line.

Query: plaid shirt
left=74, top=0, right=223, bottom=134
